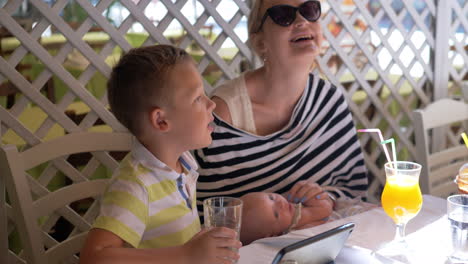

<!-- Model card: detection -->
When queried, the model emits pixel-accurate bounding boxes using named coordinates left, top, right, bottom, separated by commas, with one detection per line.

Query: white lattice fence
left=448, top=0, right=468, bottom=99
left=0, top=0, right=467, bottom=260
left=315, top=0, right=438, bottom=201
left=0, top=0, right=254, bottom=261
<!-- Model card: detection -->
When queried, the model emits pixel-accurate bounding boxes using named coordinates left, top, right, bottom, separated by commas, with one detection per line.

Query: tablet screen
left=271, top=222, right=355, bottom=264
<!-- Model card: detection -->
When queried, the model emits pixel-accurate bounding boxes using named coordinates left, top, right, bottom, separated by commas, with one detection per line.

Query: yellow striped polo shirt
left=93, top=139, right=201, bottom=248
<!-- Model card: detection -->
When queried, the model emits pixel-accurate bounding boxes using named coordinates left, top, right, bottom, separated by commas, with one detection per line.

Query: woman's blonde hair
left=247, top=0, right=266, bottom=57
left=247, top=0, right=265, bottom=36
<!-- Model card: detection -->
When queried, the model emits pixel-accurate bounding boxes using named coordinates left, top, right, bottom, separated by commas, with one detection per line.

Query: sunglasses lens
left=268, top=5, right=297, bottom=27
left=299, top=1, right=321, bottom=22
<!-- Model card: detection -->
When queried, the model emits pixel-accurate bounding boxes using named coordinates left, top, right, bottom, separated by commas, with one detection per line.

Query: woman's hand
left=285, top=181, right=334, bottom=221
left=285, top=180, right=326, bottom=206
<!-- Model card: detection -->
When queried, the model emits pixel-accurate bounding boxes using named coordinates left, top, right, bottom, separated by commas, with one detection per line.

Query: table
left=239, top=195, right=447, bottom=264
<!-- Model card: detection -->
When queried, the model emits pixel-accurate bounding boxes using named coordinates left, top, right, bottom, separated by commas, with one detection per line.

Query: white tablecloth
left=239, top=195, right=447, bottom=264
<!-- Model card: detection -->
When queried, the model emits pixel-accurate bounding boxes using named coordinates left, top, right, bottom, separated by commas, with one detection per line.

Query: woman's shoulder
left=210, top=72, right=251, bottom=125
left=210, top=73, right=247, bottom=98
left=308, top=73, right=342, bottom=95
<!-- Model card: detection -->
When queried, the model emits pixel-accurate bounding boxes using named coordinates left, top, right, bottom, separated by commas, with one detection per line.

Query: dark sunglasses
left=255, top=1, right=321, bottom=33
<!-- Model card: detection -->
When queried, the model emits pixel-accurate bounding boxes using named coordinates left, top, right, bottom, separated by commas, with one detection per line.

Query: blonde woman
left=195, top=0, right=368, bottom=224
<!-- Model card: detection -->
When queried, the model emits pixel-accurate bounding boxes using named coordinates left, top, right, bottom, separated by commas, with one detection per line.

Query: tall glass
left=447, top=194, right=468, bottom=263
left=203, top=197, right=242, bottom=263
left=456, top=163, right=468, bottom=194
left=375, top=161, right=423, bottom=262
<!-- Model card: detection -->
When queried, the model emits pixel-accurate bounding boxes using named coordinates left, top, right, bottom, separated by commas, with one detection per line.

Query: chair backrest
left=0, top=132, right=132, bottom=264
left=413, top=98, right=468, bottom=198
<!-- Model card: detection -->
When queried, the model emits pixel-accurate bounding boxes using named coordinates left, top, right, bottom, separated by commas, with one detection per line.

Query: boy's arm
left=79, top=228, right=187, bottom=264
left=79, top=227, right=241, bottom=264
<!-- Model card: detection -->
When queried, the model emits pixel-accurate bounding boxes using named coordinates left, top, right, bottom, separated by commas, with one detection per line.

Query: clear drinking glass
left=447, top=194, right=468, bottom=263
left=203, top=197, right=243, bottom=262
left=374, top=161, right=423, bottom=263
left=456, top=164, right=468, bottom=194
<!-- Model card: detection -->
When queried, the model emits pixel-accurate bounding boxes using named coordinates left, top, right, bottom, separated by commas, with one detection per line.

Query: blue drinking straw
left=381, top=138, right=397, bottom=168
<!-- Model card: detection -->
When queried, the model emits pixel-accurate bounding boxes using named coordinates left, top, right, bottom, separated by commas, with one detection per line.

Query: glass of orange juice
left=375, top=161, right=423, bottom=262
left=456, top=164, right=468, bottom=194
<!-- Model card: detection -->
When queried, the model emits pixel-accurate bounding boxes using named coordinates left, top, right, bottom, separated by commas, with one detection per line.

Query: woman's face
left=257, top=0, right=323, bottom=66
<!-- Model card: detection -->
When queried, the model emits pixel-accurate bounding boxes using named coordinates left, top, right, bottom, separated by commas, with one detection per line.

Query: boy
left=80, top=45, right=241, bottom=263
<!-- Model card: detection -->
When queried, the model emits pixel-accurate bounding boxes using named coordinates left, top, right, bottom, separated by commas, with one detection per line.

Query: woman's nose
left=293, top=12, right=308, bottom=27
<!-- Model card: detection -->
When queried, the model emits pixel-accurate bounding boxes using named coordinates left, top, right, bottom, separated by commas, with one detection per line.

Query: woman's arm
left=296, top=197, right=334, bottom=229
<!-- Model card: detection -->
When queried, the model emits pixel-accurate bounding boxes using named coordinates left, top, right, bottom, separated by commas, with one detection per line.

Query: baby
left=240, top=183, right=376, bottom=245
left=240, top=191, right=327, bottom=245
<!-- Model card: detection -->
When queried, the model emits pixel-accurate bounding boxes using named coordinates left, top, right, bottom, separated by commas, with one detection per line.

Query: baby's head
left=240, top=192, right=295, bottom=245
left=108, top=45, right=215, bottom=149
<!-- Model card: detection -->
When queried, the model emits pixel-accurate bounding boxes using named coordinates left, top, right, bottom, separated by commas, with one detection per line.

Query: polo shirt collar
left=131, top=139, right=198, bottom=180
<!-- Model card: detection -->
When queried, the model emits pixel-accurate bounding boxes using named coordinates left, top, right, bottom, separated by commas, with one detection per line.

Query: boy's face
left=240, top=192, right=294, bottom=243
left=164, top=60, right=216, bottom=150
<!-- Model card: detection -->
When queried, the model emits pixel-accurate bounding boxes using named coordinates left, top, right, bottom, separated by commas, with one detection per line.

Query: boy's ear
left=150, top=107, right=170, bottom=132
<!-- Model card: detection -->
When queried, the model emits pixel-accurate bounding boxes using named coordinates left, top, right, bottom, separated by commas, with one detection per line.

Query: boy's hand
left=183, top=227, right=242, bottom=264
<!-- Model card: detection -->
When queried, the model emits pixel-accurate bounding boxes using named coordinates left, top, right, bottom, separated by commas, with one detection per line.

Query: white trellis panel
left=0, top=0, right=467, bottom=259
left=316, top=0, right=439, bottom=201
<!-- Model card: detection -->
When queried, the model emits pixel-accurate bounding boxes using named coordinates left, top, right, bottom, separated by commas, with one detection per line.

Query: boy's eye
left=195, top=96, right=202, bottom=102
left=269, top=194, right=274, bottom=201
left=274, top=211, right=279, bottom=219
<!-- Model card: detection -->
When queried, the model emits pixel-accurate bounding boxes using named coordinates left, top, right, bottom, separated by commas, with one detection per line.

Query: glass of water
left=447, top=194, right=468, bottom=263
left=203, top=197, right=243, bottom=262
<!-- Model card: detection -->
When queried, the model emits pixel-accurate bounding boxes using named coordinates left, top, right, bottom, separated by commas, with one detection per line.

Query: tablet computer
left=271, top=222, right=355, bottom=264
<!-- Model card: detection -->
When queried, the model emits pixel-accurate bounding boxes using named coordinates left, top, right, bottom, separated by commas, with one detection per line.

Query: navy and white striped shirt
left=194, top=74, right=368, bottom=212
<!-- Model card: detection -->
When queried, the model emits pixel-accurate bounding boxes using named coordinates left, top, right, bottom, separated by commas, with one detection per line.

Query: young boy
left=79, top=45, right=241, bottom=263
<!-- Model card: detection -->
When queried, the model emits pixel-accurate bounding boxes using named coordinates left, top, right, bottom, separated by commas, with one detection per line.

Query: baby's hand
left=286, top=180, right=328, bottom=207
left=183, top=227, right=242, bottom=264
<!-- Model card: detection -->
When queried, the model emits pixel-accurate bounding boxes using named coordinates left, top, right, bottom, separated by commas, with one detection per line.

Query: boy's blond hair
left=108, top=45, right=191, bottom=136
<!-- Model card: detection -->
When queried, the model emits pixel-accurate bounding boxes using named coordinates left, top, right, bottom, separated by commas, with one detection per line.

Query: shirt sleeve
left=93, top=177, right=149, bottom=248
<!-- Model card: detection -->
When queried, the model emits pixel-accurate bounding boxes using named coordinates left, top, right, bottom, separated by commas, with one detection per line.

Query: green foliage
left=62, top=0, right=116, bottom=26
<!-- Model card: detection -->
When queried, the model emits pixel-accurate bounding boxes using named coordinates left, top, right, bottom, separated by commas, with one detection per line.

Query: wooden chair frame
left=413, top=98, right=468, bottom=197
left=0, top=132, right=132, bottom=264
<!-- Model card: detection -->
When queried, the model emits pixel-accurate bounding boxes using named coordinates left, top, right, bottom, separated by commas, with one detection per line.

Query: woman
left=195, top=0, right=368, bottom=221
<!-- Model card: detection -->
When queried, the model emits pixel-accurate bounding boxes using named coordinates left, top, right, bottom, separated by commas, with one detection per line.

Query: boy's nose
left=208, top=98, right=216, bottom=111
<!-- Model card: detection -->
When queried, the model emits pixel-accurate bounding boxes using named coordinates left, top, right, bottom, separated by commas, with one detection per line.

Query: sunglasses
left=255, top=1, right=322, bottom=33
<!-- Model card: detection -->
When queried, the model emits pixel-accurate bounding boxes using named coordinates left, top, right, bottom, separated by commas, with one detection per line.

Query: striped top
left=194, top=73, right=368, bottom=211
left=94, top=139, right=201, bottom=248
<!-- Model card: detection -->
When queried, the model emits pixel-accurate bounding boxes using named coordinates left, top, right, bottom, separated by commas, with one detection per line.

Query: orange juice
left=381, top=175, right=423, bottom=224
left=457, top=166, right=468, bottom=194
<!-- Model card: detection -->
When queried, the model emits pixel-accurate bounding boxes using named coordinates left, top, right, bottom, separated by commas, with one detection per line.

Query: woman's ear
left=251, top=33, right=267, bottom=59
left=150, top=107, right=169, bottom=132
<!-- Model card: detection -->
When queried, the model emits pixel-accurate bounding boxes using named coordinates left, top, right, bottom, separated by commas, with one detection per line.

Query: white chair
left=413, top=98, right=468, bottom=198
left=0, top=132, right=132, bottom=264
